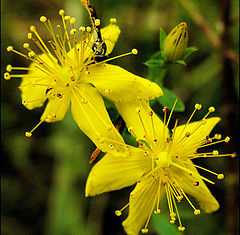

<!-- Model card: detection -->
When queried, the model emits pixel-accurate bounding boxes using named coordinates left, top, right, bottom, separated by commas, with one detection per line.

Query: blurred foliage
left=1, top=0, right=239, bottom=235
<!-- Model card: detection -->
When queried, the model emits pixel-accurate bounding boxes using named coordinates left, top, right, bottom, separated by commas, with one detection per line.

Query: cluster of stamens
left=115, top=100, right=236, bottom=233
left=4, top=9, right=138, bottom=138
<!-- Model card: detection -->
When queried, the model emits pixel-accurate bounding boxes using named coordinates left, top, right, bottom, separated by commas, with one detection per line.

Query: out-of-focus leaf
left=174, top=60, right=186, bottom=66
left=144, top=59, right=166, bottom=68
left=151, top=214, right=181, bottom=235
left=157, top=87, right=185, bottom=112
left=159, top=27, right=167, bottom=51
left=183, top=47, right=198, bottom=60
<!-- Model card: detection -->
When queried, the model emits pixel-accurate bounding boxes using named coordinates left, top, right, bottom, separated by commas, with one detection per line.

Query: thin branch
left=178, top=0, right=239, bottom=64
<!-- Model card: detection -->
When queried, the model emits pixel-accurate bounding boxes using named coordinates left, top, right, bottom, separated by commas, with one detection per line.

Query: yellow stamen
left=115, top=203, right=129, bottom=216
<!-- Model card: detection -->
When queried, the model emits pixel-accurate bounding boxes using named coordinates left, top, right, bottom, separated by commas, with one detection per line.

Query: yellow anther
left=59, top=9, right=65, bottom=16
left=30, top=25, right=36, bottom=32
left=6, top=65, right=12, bottom=72
left=212, top=150, right=219, bottom=155
left=70, top=17, right=76, bottom=24
left=170, top=219, right=175, bottom=224
left=176, top=195, right=183, bottom=201
left=154, top=209, right=161, bottom=214
left=231, top=152, right=237, bottom=158
left=27, top=33, right=32, bottom=39
left=141, top=228, right=149, bottom=233
left=214, top=134, right=222, bottom=140
left=40, top=16, right=47, bottom=22
left=217, top=174, right=224, bottom=180
left=194, top=103, right=202, bottom=110
left=162, top=106, right=168, bottom=113
left=194, top=209, right=201, bottom=215
left=79, top=26, right=86, bottom=32
left=7, top=46, right=13, bottom=52
left=207, top=137, right=212, bottom=143
left=28, top=51, right=35, bottom=57
left=86, top=26, right=91, bottom=32
left=115, top=210, right=122, bottom=216
left=208, top=106, right=215, bottom=112
left=170, top=212, right=176, bottom=218
left=132, top=48, right=138, bottom=55
left=135, top=107, right=141, bottom=113
left=104, top=88, right=112, bottom=95
left=109, top=18, right=117, bottom=23
left=70, top=29, right=76, bottom=35
left=128, top=127, right=133, bottom=132
left=95, top=19, right=100, bottom=26
left=64, top=16, right=71, bottom=21
left=23, top=43, right=30, bottom=49
left=224, top=136, right=230, bottom=143
left=4, top=72, right=11, bottom=80
left=25, top=132, right=32, bottom=138
left=178, top=226, right=185, bottom=232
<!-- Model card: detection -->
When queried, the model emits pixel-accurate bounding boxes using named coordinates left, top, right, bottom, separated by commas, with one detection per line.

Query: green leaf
left=183, top=47, right=198, bottom=60
left=174, top=60, right=186, bottom=66
left=159, top=27, right=167, bottom=51
left=144, top=59, right=166, bottom=68
left=151, top=214, right=182, bottom=235
left=157, top=87, right=185, bottom=112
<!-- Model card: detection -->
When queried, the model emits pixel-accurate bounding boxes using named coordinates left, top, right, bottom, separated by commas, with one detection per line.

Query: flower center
left=155, top=151, right=171, bottom=168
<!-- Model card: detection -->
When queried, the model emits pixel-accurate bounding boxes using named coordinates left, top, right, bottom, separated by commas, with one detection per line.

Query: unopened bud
left=163, top=22, right=188, bottom=62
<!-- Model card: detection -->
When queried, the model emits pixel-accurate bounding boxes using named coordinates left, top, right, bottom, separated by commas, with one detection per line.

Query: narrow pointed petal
left=20, top=54, right=54, bottom=110
left=85, top=148, right=151, bottom=197
left=85, top=64, right=162, bottom=102
left=70, top=83, right=126, bottom=155
left=40, top=91, right=70, bottom=122
left=171, top=117, right=221, bottom=156
left=122, top=176, right=161, bottom=235
left=172, top=159, right=219, bottom=213
left=101, top=24, right=121, bottom=55
left=116, top=101, right=168, bottom=147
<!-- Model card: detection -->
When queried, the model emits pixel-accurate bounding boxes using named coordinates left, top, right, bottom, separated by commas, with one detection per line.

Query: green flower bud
left=163, top=22, right=188, bottom=62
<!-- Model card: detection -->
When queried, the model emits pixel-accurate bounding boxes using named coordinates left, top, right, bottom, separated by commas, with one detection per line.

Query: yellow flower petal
left=70, top=83, right=126, bottom=154
left=85, top=148, right=151, bottom=197
left=86, top=64, right=163, bottom=102
left=122, top=176, right=162, bottom=235
left=101, top=24, right=121, bottom=55
left=20, top=54, right=53, bottom=110
left=171, top=117, right=221, bottom=156
left=171, top=159, right=219, bottom=213
left=40, top=90, right=70, bottom=122
left=115, top=101, right=168, bottom=148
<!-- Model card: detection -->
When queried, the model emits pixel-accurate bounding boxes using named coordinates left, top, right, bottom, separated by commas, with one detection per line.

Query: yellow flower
left=86, top=100, right=235, bottom=234
left=163, top=22, right=188, bottom=62
left=4, top=10, right=162, bottom=155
